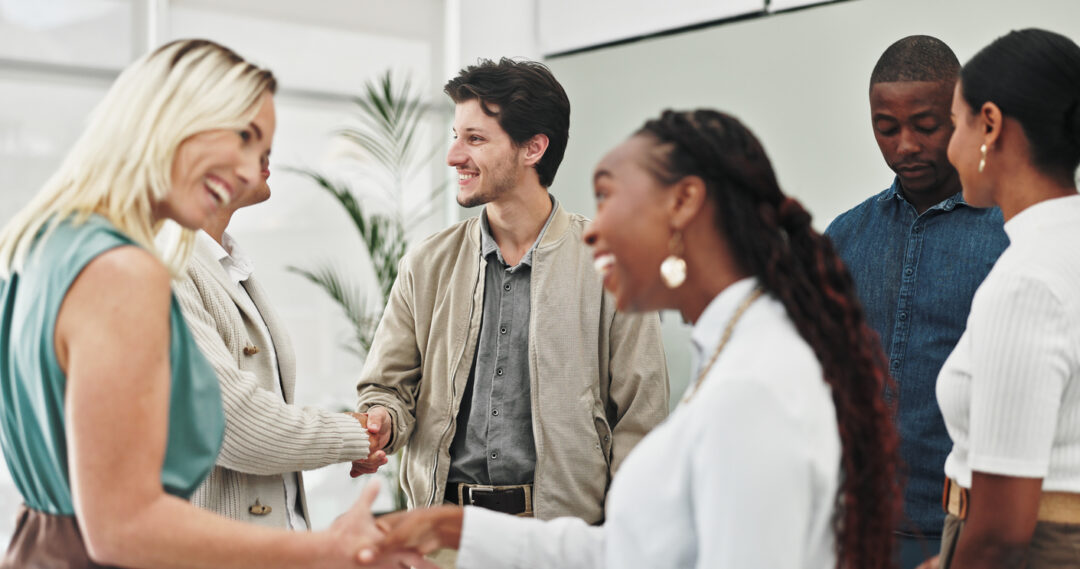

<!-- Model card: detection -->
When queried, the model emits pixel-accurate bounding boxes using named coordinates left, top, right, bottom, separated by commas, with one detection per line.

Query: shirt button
left=503, top=283, right=512, bottom=292
left=496, top=368, right=504, bottom=376
left=492, top=409, right=500, bottom=416
left=892, top=359, right=900, bottom=369
left=913, top=226, right=923, bottom=233
left=500, top=326, right=508, bottom=335
left=898, top=312, right=907, bottom=321
left=490, top=451, right=499, bottom=460
left=904, top=267, right=914, bottom=276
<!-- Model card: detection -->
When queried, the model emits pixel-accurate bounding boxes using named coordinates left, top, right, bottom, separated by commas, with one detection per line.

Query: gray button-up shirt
left=447, top=197, right=557, bottom=486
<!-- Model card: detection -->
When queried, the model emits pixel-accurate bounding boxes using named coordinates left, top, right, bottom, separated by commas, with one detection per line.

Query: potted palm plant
left=289, top=70, right=447, bottom=511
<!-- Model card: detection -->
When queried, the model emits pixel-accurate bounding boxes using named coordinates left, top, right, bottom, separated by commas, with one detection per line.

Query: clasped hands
left=360, top=506, right=465, bottom=566
left=332, top=479, right=457, bottom=569
left=349, top=406, right=392, bottom=477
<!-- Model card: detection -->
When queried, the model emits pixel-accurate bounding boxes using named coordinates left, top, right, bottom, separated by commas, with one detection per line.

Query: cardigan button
left=243, top=345, right=259, bottom=356
left=249, top=499, right=272, bottom=515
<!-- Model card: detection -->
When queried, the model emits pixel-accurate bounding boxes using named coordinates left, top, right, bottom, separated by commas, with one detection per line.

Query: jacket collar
left=469, top=195, right=572, bottom=253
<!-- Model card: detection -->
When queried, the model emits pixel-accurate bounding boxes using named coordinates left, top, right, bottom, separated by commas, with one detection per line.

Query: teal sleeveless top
left=0, top=215, right=224, bottom=514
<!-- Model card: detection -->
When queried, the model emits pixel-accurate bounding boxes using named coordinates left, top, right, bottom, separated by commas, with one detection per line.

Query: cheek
left=872, top=134, right=898, bottom=163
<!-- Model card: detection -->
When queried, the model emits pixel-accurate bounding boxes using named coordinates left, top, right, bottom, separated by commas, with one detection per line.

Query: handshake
left=348, top=406, right=394, bottom=477
left=338, top=407, right=465, bottom=567
left=331, top=478, right=464, bottom=569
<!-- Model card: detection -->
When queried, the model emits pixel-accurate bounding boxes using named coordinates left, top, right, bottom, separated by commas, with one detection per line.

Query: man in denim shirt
left=825, top=36, right=1008, bottom=569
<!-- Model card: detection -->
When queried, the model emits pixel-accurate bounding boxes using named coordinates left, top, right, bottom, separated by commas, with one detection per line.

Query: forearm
left=216, top=380, right=369, bottom=474
left=86, top=493, right=342, bottom=569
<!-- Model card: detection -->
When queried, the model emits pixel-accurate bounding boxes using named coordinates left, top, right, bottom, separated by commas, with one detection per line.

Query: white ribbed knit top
left=938, top=194, right=1080, bottom=491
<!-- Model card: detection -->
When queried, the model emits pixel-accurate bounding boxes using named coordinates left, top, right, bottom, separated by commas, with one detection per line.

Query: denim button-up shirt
left=825, top=178, right=1008, bottom=535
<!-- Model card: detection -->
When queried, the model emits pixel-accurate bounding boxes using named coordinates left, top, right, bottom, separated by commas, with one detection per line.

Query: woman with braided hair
left=371, top=108, right=902, bottom=569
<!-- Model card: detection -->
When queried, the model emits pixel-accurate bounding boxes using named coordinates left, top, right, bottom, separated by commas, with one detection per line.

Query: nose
left=897, top=127, right=922, bottom=157
left=447, top=138, right=466, bottom=167
left=583, top=219, right=598, bottom=247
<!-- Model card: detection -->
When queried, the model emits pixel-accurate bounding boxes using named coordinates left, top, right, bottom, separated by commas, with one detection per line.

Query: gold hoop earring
left=978, top=144, right=988, bottom=173
left=660, top=231, right=687, bottom=289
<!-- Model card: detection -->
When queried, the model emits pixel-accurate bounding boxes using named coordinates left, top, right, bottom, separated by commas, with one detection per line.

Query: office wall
left=545, top=0, right=1080, bottom=401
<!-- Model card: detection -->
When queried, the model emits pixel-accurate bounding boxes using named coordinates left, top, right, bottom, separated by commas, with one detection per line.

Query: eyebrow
left=250, top=122, right=264, bottom=141
left=593, top=169, right=612, bottom=184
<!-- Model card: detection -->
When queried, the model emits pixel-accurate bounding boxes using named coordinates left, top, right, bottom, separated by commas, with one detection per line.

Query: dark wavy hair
left=961, top=28, right=1080, bottom=180
left=637, top=109, right=902, bottom=569
left=444, top=58, right=570, bottom=188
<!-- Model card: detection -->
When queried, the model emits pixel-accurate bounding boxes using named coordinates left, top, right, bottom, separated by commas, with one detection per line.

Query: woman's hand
left=328, top=480, right=440, bottom=568
left=367, top=506, right=465, bottom=559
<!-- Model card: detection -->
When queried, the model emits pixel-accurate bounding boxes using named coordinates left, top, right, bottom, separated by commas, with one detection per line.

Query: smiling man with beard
left=825, top=35, right=1009, bottom=569
left=352, top=58, right=669, bottom=567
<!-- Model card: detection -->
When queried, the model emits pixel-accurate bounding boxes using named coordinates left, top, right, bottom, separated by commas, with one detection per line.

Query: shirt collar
left=689, top=277, right=761, bottom=371
left=878, top=176, right=969, bottom=213
left=479, top=194, right=558, bottom=269
left=197, top=230, right=254, bottom=285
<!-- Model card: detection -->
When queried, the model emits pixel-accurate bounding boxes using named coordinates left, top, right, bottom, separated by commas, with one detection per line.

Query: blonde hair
left=0, top=39, right=276, bottom=277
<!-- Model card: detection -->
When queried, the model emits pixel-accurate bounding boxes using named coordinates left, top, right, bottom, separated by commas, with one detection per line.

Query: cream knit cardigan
left=174, top=236, right=369, bottom=528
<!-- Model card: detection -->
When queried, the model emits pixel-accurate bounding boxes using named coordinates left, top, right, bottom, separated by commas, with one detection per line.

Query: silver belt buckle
left=466, top=484, right=495, bottom=505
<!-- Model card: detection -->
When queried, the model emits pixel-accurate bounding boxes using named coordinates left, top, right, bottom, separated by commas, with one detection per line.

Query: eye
left=915, top=122, right=940, bottom=135
left=469, top=135, right=483, bottom=143
left=238, top=129, right=252, bottom=143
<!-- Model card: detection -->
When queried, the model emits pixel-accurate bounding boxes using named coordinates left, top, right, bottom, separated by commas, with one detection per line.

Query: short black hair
left=870, top=35, right=960, bottom=88
left=444, top=58, right=570, bottom=188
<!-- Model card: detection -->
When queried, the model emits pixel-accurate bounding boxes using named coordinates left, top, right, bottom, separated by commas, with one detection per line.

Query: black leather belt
left=444, top=483, right=532, bottom=515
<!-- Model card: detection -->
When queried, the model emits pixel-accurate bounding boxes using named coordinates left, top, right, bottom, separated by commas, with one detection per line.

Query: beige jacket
left=175, top=236, right=369, bottom=528
left=356, top=204, right=669, bottom=523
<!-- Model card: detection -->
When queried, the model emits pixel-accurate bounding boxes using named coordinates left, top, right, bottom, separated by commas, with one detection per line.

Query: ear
left=668, top=175, right=708, bottom=231
left=521, top=134, right=550, bottom=167
left=980, top=101, right=1004, bottom=148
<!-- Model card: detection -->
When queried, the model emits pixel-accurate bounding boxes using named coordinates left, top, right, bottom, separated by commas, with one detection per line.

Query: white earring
left=978, top=144, right=988, bottom=173
left=660, top=232, right=686, bottom=289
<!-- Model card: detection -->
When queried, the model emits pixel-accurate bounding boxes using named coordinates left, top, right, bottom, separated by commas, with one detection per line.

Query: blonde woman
left=0, top=39, right=430, bottom=569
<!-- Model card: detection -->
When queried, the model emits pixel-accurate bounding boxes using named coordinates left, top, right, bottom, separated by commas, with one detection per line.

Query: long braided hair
left=638, top=110, right=901, bottom=568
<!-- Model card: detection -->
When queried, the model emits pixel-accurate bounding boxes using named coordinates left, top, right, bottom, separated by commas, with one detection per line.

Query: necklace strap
left=681, top=286, right=765, bottom=403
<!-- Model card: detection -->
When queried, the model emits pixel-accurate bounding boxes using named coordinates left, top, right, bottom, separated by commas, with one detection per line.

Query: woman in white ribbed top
left=933, top=28, right=1080, bottom=568
left=368, top=109, right=904, bottom=569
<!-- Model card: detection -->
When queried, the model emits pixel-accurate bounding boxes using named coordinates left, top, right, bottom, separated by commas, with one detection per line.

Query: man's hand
left=350, top=406, right=392, bottom=477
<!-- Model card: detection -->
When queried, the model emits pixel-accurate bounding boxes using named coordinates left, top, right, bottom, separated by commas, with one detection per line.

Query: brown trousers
left=939, top=513, right=1080, bottom=568
left=2, top=505, right=119, bottom=569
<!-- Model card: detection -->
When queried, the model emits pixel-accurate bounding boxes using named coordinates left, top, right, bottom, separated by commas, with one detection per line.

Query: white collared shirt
left=939, top=194, right=1080, bottom=491
left=457, top=278, right=840, bottom=568
left=196, top=230, right=308, bottom=531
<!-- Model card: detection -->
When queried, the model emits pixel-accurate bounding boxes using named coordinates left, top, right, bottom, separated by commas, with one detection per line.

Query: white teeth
left=593, top=254, right=615, bottom=276
left=459, top=173, right=476, bottom=181
left=205, top=178, right=231, bottom=206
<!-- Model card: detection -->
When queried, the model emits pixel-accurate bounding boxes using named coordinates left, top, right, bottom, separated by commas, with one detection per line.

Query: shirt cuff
left=457, top=507, right=524, bottom=568
left=327, top=413, right=370, bottom=460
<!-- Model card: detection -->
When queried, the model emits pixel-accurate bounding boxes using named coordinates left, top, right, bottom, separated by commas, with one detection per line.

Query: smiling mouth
left=205, top=176, right=232, bottom=207
left=593, top=254, right=615, bottom=277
